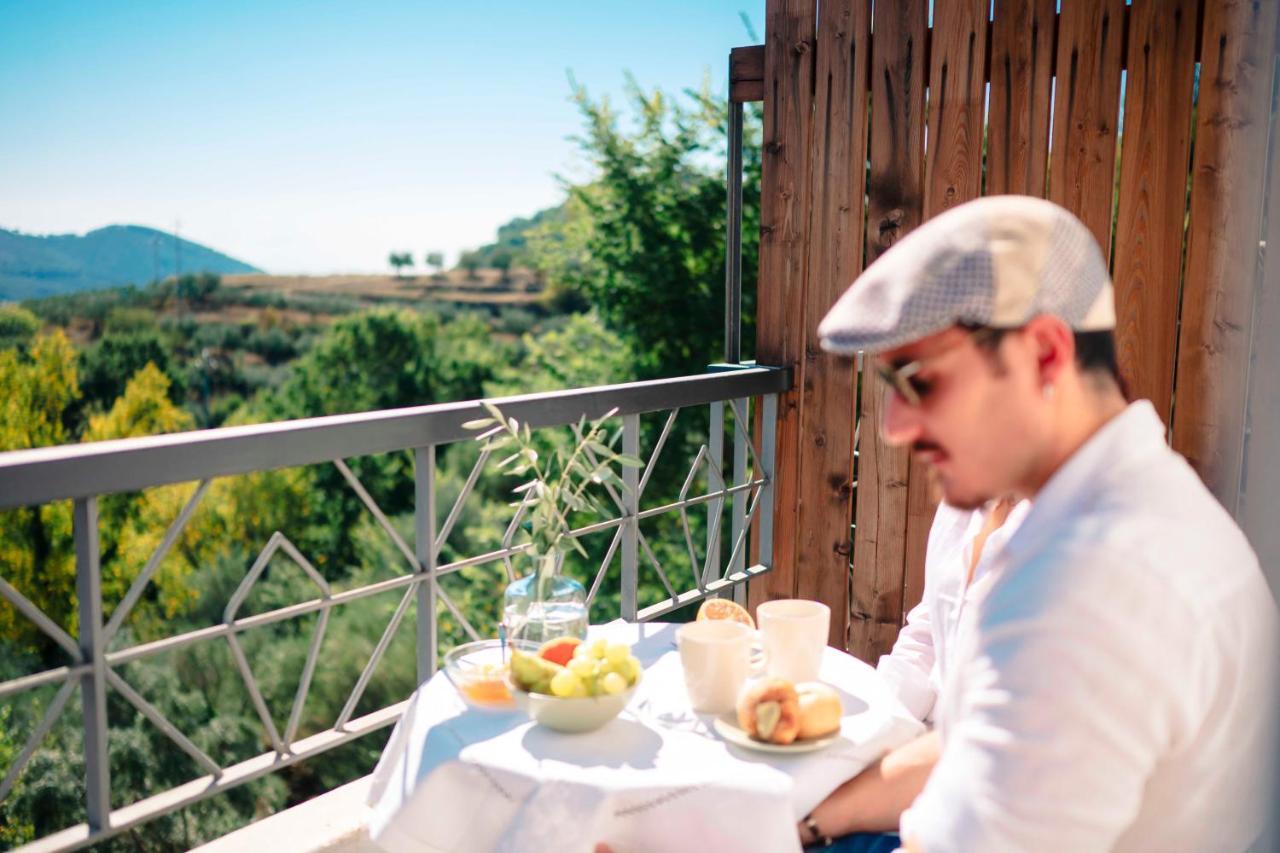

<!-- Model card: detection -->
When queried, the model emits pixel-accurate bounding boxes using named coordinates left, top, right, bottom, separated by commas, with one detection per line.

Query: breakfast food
left=511, top=639, right=642, bottom=698
left=736, top=678, right=801, bottom=745
left=736, top=679, right=842, bottom=744
left=538, top=636, right=582, bottom=667
left=696, top=597, right=755, bottom=629
left=795, top=682, right=842, bottom=739
left=460, top=664, right=513, bottom=707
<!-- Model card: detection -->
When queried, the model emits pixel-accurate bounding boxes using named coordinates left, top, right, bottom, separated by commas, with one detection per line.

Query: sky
left=0, top=1, right=763, bottom=274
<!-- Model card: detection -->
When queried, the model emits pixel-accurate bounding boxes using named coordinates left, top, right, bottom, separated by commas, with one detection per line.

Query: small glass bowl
left=442, top=639, right=537, bottom=712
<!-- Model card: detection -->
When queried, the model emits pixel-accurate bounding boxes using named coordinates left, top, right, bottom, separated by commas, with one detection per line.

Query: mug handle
left=747, top=629, right=768, bottom=678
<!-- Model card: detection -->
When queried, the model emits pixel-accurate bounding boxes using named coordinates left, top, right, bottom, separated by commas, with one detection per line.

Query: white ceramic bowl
left=511, top=675, right=641, bottom=734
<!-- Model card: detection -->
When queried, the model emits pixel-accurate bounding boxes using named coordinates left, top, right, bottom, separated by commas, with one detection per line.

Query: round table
left=365, top=621, right=923, bottom=853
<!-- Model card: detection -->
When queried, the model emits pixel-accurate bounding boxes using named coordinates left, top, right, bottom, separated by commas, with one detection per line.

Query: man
left=798, top=497, right=1028, bottom=851
left=803, top=196, right=1278, bottom=851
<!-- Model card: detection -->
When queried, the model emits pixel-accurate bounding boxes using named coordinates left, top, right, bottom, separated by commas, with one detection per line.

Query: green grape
left=604, top=643, right=630, bottom=664
left=572, top=642, right=594, bottom=660
left=590, top=639, right=609, bottom=659
left=569, top=657, right=596, bottom=679
left=600, top=672, right=627, bottom=695
left=550, top=669, right=582, bottom=698
left=621, top=655, right=642, bottom=685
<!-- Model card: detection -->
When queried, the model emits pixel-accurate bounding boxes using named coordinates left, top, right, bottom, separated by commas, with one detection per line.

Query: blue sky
left=0, top=1, right=762, bottom=274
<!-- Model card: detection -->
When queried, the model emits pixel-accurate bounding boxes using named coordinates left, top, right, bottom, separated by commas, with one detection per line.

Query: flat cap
left=817, top=195, right=1115, bottom=354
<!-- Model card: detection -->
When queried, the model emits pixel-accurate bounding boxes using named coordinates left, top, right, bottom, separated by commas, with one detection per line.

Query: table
left=365, top=621, right=923, bottom=853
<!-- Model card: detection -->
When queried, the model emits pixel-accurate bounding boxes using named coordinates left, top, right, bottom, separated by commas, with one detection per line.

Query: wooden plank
left=749, top=0, right=818, bottom=614
left=896, top=0, right=992, bottom=621
left=1047, top=0, right=1127, bottom=256
left=1240, top=34, right=1280, bottom=590
left=731, top=45, right=766, bottom=103
left=794, top=0, right=872, bottom=648
left=987, top=0, right=1056, bottom=196
left=849, top=0, right=928, bottom=663
left=1172, top=0, right=1279, bottom=508
left=1110, top=0, right=1198, bottom=423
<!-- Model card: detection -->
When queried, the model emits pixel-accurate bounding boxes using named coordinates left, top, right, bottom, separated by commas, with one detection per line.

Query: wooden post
left=793, top=0, right=872, bottom=648
left=1172, top=0, right=1279, bottom=510
left=848, top=0, right=929, bottom=662
left=1111, top=0, right=1199, bottom=422
left=750, top=0, right=818, bottom=613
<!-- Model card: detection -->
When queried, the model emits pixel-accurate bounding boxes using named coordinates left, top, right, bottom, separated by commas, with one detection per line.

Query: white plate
left=712, top=714, right=839, bottom=754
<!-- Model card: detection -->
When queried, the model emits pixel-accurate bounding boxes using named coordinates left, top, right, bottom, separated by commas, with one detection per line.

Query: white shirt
left=877, top=499, right=1031, bottom=723
left=901, top=401, right=1280, bottom=852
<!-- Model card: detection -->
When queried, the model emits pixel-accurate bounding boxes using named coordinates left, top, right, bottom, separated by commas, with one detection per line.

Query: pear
left=510, top=648, right=564, bottom=694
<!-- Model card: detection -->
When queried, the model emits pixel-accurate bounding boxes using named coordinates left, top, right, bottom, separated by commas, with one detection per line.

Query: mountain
left=0, top=225, right=261, bottom=301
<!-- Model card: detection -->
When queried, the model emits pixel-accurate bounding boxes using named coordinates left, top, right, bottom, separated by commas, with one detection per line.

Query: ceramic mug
left=756, top=599, right=830, bottom=683
left=676, top=620, right=760, bottom=714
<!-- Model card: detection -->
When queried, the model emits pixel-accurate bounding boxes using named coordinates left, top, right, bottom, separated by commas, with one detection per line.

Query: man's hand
left=797, top=730, right=940, bottom=844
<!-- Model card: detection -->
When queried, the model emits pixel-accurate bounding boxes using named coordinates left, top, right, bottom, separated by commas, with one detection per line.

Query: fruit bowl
left=442, top=639, right=538, bottom=712
left=511, top=674, right=641, bottom=733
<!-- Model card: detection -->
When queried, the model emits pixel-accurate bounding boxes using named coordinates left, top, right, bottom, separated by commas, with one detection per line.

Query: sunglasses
left=874, top=327, right=1008, bottom=407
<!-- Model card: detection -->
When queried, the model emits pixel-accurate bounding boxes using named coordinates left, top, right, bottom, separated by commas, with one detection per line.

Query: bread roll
left=736, top=678, right=801, bottom=744
left=796, top=682, right=842, bottom=739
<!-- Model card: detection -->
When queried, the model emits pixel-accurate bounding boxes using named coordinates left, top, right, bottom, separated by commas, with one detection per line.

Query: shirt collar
left=1002, top=400, right=1167, bottom=562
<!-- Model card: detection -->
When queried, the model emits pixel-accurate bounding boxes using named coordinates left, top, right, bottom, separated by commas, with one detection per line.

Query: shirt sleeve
left=900, top=546, right=1195, bottom=852
left=876, top=595, right=937, bottom=722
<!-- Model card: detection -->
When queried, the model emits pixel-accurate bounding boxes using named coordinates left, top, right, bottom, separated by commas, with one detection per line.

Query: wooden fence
left=739, top=0, right=1280, bottom=661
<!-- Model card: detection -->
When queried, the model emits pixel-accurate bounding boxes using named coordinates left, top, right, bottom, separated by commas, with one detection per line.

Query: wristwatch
left=801, top=811, right=834, bottom=847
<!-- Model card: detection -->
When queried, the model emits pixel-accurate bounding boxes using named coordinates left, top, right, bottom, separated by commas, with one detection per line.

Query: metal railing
left=0, top=364, right=788, bottom=852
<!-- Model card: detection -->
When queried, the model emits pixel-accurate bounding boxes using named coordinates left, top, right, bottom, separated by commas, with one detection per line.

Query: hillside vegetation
left=0, top=225, right=260, bottom=301
left=0, top=80, right=762, bottom=849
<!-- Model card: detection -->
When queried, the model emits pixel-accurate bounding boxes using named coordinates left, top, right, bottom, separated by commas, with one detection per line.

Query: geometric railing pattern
left=0, top=365, right=788, bottom=852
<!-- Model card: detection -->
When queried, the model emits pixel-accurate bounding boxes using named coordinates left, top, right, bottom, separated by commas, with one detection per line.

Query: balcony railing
left=0, top=364, right=788, bottom=852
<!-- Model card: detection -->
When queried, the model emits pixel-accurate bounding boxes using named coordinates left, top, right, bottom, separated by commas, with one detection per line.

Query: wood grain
left=794, top=0, right=872, bottom=648
left=1172, top=0, right=1278, bottom=508
left=987, top=0, right=1056, bottom=197
left=849, top=0, right=928, bottom=663
left=896, top=0, right=992, bottom=623
left=1047, top=0, right=1127, bottom=256
left=1110, top=0, right=1198, bottom=422
left=1239, top=26, right=1280, bottom=584
left=749, top=0, right=818, bottom=614
left=731, top=45, right=766, bottom=103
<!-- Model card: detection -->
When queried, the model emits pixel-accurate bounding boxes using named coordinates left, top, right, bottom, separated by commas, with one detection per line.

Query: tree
left=0, top=306, right=40, bottom=351
left=527, top=77, right=762, bottom=379
left=78, top=329, right=186, bottom=419
left=424, top=251, right=445, bottom=272
left=388, top=251, right=413, bottom=278
left=489, top=248, right=514, bottom=283
left=458, top=250, right=482, bottom=279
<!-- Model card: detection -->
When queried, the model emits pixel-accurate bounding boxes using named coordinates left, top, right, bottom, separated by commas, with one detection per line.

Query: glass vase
left=502, top=556, right=589, bottom=645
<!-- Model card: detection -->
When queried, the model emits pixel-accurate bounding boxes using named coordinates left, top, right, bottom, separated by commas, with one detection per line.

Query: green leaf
left=616, top=454, right=645, bottom=467
left=462, top=417, right=494, bottom=430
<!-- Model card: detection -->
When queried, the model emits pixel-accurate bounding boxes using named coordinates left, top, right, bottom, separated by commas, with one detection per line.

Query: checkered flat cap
left=817, top=195, right=1115, bottom=354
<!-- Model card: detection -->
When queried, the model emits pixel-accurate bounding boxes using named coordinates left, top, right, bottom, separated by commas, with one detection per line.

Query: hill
left=0, top=225, right=260, bottom=300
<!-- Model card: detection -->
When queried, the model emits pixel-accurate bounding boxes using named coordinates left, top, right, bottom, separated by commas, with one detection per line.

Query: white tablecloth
left=366, top=621, right=923, bottom=853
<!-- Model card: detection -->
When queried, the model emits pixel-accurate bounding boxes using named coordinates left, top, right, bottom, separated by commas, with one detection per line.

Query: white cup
left=676, top=620, right=757, bottom=714
left=757, top=599, right=830, bottom=683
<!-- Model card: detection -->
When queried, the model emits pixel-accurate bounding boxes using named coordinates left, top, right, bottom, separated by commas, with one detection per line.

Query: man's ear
left=1022, top=314, right=1075, bottom=388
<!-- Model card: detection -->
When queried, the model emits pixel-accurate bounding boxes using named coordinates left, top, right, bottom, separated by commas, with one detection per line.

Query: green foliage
left=0, top=67, right=766, bottom=851
left=466, top=402, right=642, bottom=568
left=487, top=312, right=634, bottom=396
left=525, top=77, right=762, bottom=378
left=388, top=251, right=414, bottom=277
left=79, top=329, right=186, bottom=416
left=0, top=304, right=40, bottom=350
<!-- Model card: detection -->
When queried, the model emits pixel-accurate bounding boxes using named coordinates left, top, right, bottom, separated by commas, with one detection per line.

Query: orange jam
left=461, top=675, right=513, bottom=707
